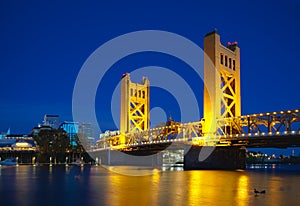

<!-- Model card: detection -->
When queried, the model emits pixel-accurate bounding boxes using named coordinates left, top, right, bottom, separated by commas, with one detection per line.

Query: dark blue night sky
left=1, top=0, right=300, bottom=143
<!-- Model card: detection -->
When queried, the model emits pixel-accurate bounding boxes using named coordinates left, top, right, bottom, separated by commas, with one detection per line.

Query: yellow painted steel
left=203, top=31, right=241, bottom=135
left=120, top=73, right=150, bottom=144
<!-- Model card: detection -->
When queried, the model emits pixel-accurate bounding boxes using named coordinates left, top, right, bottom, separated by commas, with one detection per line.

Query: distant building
left=78, top=123, right=95, bottom=149
left=6, top=134, right=33, bottom=140
left=31, top=125, right=53, bottom=136
left=43, top=114, right=60, bottom=129
left=0, top=128, right=10, bottom=139
left=0, top=134, right=37, bottom=151
left=59, top=121, right=79, bottom=146
left=99, top=130, right=120, bottom=139
left=97, top=130, right=120, bottom=148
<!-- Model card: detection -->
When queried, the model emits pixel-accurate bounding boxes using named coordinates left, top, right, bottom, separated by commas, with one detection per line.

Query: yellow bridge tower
left=203, top=30, right=241, bottom=135
left=120, top=73, right=150, bottom=144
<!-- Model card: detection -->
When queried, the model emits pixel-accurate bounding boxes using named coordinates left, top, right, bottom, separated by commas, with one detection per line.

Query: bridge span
left=89, top=31, right=299, bottom=170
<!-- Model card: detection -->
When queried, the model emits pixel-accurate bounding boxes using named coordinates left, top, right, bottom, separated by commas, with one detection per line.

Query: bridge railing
left=94, top=109, right=300, bottom=149
left=95, top=120, right=207, bottom=149
left=216, top=109, right=300, bottom=137
left=125, top=121, right=204, bottom=145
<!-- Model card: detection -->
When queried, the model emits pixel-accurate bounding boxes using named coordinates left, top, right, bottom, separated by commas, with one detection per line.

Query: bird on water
left=254, top=189, right=266, bottom=194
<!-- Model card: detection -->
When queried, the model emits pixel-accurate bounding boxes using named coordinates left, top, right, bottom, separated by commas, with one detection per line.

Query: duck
left=254, top=189, right=266, bottom=194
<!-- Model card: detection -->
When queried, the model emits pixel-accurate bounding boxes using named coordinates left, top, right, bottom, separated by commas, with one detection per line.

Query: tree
left=33, top=128, right=70, bottom=163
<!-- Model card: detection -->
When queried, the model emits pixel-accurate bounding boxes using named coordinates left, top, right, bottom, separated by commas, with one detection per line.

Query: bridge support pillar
left=120, top=73, right=150, bottom=144
left=92, top=149, right=163, bottom=166
left=203, top=30, right=241, bottom=135
left=184, top=146, right=246, bottom=170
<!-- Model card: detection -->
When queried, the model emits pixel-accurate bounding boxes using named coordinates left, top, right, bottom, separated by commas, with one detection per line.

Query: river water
left=0, top=164, right=300, bottom=206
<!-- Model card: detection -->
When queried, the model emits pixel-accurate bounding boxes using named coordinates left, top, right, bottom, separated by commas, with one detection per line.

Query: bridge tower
left=120, top=73, right=150, bottom=144
left=203, top=30, right=241, bottom=135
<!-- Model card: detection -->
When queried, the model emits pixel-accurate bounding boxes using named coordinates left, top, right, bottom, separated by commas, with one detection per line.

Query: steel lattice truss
left=128, top=87, right=148, bottom=132
left=96, top=121, right=206, bottom=148
left=95, top=109, right=300, bottom=149
left=125, top=121, right=203, bottom=144
left=216, top=109, right=300, bottom=137
left=220, top=71, right=237, bottom=118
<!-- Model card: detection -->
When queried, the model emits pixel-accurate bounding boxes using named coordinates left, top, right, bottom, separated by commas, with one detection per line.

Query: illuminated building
left=43, top=114, right=60, bottom=129
left=78, top=123, right=95, bottom=149
left=0, top=134, right=37, bottom=151
left=31, top=125, right=52, bottom=136
left=0, top=128, right=10, bottom=139
left=59, top=121, right=79, bottom=146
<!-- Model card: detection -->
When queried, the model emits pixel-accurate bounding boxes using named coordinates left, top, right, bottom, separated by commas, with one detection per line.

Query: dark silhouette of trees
left=32, top=128, right=94, bottom=164
left=33, top=128, right=70, bottom=163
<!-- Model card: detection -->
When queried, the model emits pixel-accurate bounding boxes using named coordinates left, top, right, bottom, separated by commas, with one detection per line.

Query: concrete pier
left=184, top=146, right=246, bottom=170
left=91, top=145, right=246, bottom=170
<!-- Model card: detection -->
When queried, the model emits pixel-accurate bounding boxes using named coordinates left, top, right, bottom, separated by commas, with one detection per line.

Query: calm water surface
left=0, top=164, right=300, bottom=206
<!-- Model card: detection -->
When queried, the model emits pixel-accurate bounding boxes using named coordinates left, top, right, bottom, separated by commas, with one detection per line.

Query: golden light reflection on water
left=104, top=168, right=253, bottom=206
left=266, top=176, right=283, bottom=206
left=236, top=175, right=249, bottom=205
left=3, top=165, right=299, bottom=205
left=106, top=167, right=161, bottom=205
left=187, top=171, right=207, bottom=205
left=186, top=170, right=251, bottom=205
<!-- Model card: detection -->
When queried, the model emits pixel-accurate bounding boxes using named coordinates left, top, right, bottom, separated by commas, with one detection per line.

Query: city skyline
left=1, top=2, right=300, bottom=205
left=1, top=1, right=300, bottom=136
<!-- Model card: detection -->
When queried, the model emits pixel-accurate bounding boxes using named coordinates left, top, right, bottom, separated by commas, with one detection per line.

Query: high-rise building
left=31, top=125, right=52, bottom=136
left=78, top=123, right=95, bottom=149
left=59, top=121, right=78, bottom=146
left=43, top=114, right=60, bottom=129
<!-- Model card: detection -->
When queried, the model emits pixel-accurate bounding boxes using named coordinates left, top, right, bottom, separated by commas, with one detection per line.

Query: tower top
left=205, top=29, right=218, bottom=37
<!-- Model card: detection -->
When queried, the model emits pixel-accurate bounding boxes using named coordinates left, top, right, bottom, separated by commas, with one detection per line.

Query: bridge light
left=266, top=113, right=270, bottom=115
left=248, top=133, right=251, bottom=136
left=273, top=112, right=277, bottom=115
left=284, top=131, right=288, bottom=135
left=242, top=134, right=245, bottom=137
left=276, top=131, right=280, bottom=135
left=295, top=110, right=299, bottom=112
left=268, top=132, right=272, bottom=135
left=259, top=113, right=263, bottom=116
left=261, top=132, right=265, bottom=136
left=288, top=110, right=291, bottom=113
left=292, top=131, right=296, bottom=134
left=280, top=111, right=284, bottom=114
